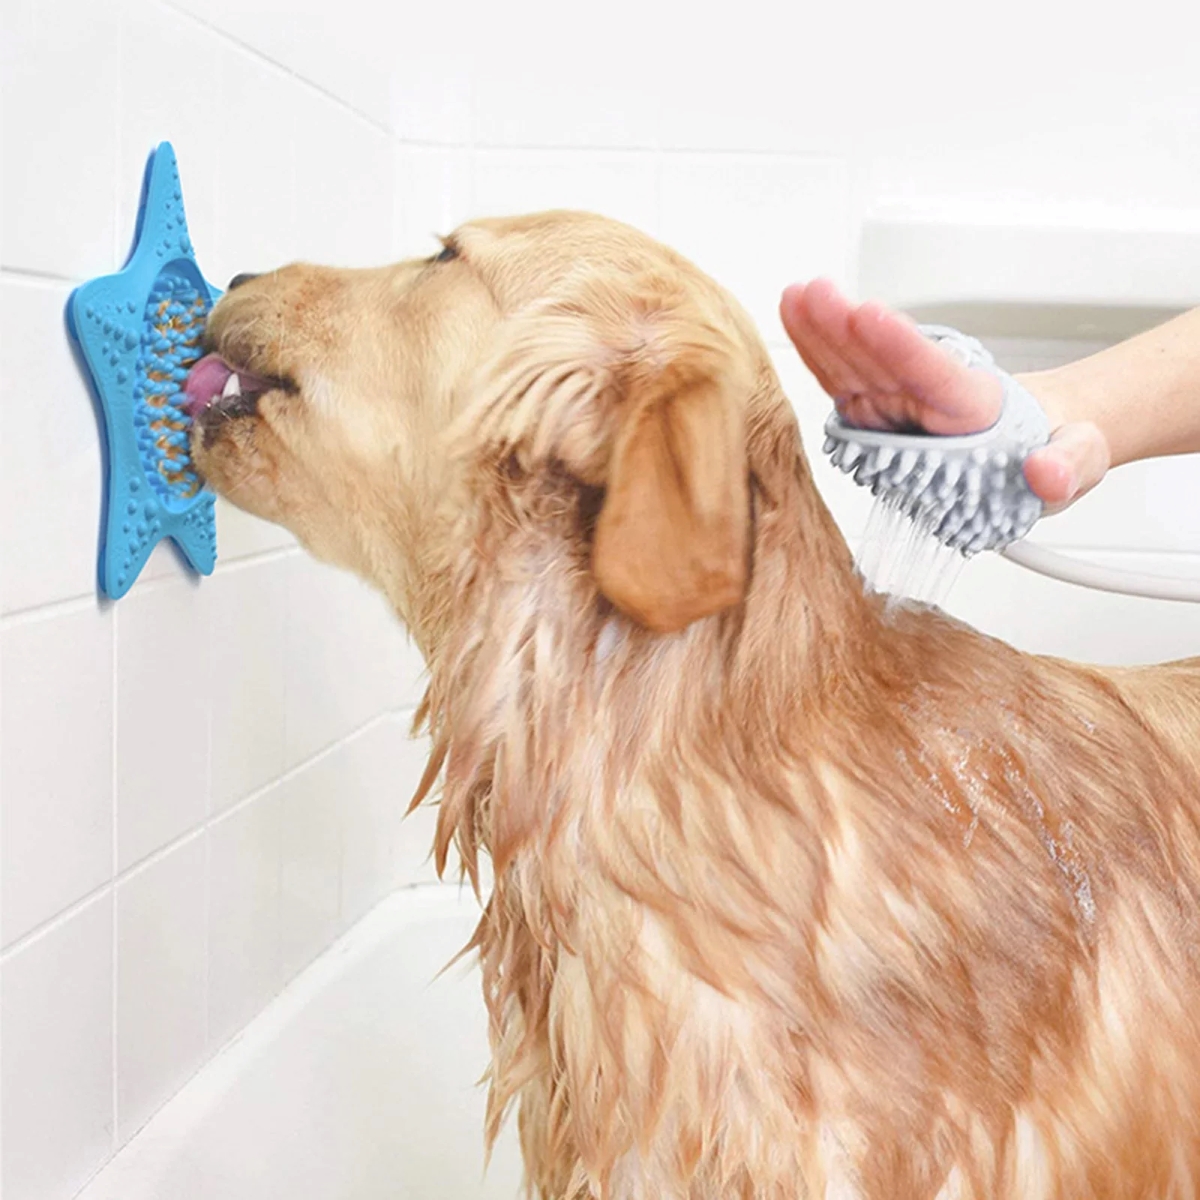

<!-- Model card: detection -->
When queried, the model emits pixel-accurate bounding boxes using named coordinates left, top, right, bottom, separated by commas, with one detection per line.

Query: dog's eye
left=433, top=240, right=458, bottom=263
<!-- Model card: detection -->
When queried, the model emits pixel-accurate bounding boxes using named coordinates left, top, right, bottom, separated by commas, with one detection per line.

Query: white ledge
left=859, top=208, right=1200, bottom=339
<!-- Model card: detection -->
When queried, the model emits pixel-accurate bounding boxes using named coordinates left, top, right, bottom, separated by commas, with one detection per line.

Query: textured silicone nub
left=67, top=142, right=221, bottom=598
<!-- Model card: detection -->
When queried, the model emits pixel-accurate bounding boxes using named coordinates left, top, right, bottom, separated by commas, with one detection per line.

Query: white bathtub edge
left=76, top=882, right=485, bottom=1200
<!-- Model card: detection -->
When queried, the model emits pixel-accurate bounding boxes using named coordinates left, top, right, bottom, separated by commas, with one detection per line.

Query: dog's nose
left=226, top=272, right=260, bottom=291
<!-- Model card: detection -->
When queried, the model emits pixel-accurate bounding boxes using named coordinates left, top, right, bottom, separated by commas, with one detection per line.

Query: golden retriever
left=189, top=211, right=1200, bottom=1199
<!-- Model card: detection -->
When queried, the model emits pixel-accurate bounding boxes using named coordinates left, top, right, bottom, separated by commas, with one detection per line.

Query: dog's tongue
left=183, top=354, right=233, bottom=418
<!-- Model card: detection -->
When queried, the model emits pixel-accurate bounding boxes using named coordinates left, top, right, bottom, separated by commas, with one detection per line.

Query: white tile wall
left=116, top=835, right=207, bottom=1145
left=283, top=555, right=422, bottom=769
left=6, top=0, right=1200, bottom=1194
left=206, top=790, right=282, bottom=1049
left=0, top=0, right=120, bottom=278
left=207, top=561, right=288, bottom=813
left=0, top=3, right=429, bottom=1194
left=210, top=51, right=300, bottom=285
left=115, top=576, right=210, bottom=869
left=292, top=90, right=394, bottom=268
left=341, top=717, right=443, bottom=923
left=659, top=155, right=851, bottom=343
left=1, top=606, right=114, bottom=946
left=0, top=278, right=107, bottom=614
left=473, top=150, right=660, bottom=239
left=2, top=895, right=114, bottom=1200
left=118, top=0, right=223, bottom=268
left=394, top=146, right=473, bottom=259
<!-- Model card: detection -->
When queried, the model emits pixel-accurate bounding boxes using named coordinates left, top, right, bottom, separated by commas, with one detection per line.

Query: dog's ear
left=466, top=270, right=752, bottom=632
left=591, top=353, right=749, bottom=632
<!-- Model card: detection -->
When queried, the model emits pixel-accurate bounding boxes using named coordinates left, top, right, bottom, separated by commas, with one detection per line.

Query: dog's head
left=192, top=212, right=781, bottom=640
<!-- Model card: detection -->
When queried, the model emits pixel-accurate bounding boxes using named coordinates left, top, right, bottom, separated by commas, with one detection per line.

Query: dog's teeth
left=222, top=372, right=242, bottom=399
left=842, top=440, right=862, bottom=471
left=874, top=446, right=895, bottom=473
left=830, top=441, right=846, bottom=467
left=823, top=435, right=837, bottom=455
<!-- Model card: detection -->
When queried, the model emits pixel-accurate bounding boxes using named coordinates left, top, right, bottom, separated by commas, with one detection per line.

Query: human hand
left=780, top=279, right=1111, bottom=510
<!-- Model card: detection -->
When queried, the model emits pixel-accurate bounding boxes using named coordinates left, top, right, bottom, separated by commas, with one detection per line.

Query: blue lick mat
left=67, top=142, right=221, bottom=599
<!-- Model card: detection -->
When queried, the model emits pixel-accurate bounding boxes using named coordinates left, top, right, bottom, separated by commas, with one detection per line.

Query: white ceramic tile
left=1, top=606, right=114, bottom=945
left=0, top=0, right=120, bottom=278
left=119, top=0, right=223, bottom=268
left=468, top=0, right=664, bottom=149
left=858, top=7, right=1200, bottom=211
left=116, top=576, right=211, bottom=869
left=652, top=7, right=860, bottom=155
left=388, top=2, right=473, bottom=144
left=207, top=791, right=281, bottom=1049
left=0, top=278, right=106, bottom=613
left=208, top=559, right=288, bottom=811
left=1, top=893, right=114, bottom=1200
left=116, top=835, right=207, bottom=1145
left=660, top=155, right=850, bottom=344
left=174, top=0, right=393, bottom=127
left=284, top=555, right=422, bottom=768
left=210, top=48, right=299, bottom=288
left=394, top=145, right=473, bottom=260
left=214, top=497, right=296, bottom=562
left=473, top=150, right=659, bottom=236
left=279, top=750, right=344, bottom=981
left=168, top=0, right=293, bottom=71
left=341, top=718, right=441, bottom=922
left=293, top=90, right=394, bottom=267
left=275, top=0, right=394, bottom=129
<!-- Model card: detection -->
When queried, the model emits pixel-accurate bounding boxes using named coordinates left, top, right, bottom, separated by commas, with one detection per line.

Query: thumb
left=1023, top=421, right=1111, bottom=513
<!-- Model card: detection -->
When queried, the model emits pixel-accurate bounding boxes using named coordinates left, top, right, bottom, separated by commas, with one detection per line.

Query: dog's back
left=1106, top=657, right=1200, bottom=777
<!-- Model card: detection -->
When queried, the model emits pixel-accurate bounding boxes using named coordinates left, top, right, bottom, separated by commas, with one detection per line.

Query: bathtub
left=79, top=887, right=523, bottom=1200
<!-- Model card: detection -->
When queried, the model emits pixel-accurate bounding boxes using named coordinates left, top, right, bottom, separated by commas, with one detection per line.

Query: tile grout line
left=208, top=710, right=398, bottom=832
left=202, top=563, right=214, bottom=1060
left=0, top=546, right=301, bottom=626
left=0, top=708, right=411, bottom=968
left=111, top=6, right=126, bottom=1150
left=160, top=0, right=391, bottom=137
left=393, top=138, right=855, bottom=160
left=110, top=588, right=121, bottom=1155
left=0, top=265, right=88, bottom=286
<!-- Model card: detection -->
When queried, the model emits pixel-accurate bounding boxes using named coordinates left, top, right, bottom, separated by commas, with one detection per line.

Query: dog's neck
left=412, top=397, right=872, bottom=886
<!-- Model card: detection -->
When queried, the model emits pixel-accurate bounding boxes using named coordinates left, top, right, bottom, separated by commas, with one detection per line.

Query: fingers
left=1023, top=421, right=1111, bottom=511
left=781, top=280, right=1002, bottom=435
left=781, top=281, right=1109, bottom=517
left=780, top=283, right=877, bottom=417
left=848, top=302, right=1002, bottom=434
left=802, top=280, right=901, bottom=400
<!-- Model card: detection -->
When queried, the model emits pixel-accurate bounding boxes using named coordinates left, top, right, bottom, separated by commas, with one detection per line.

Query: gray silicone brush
left=822, top=324, right=1051, bottom=556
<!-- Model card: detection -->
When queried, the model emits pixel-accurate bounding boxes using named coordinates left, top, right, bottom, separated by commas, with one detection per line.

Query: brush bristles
left=133, top=271, right=208, bottom=502
left=824, top=433, right=1042, bottom=556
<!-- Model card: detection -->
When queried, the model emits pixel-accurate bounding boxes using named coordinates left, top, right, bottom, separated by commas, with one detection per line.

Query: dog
left=190, top=211, right=1200, bottom=1199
